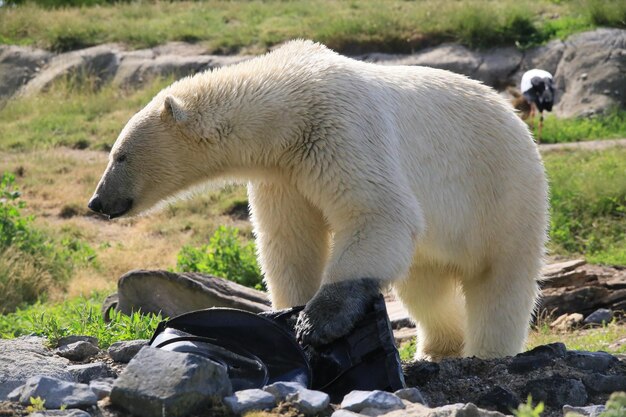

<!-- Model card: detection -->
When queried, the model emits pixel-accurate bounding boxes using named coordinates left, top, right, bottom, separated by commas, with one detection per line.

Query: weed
left=0, top=295, right=162, bottom=348
left=514, top=396, right=544, bottom=417
left=26, top=397, right=46, bottom=413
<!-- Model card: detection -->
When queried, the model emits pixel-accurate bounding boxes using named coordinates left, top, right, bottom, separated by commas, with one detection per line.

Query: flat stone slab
left=0, top=337, right=72, bottom=401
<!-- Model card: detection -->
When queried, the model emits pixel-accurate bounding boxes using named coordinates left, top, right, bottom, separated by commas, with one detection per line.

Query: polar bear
left=88, top=40, right=548, bottom=360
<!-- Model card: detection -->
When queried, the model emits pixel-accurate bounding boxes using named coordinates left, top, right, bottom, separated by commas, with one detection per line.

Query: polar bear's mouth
left=88, top=195, right=134, bottom=220
left=108, top=198, right=134, bottom=219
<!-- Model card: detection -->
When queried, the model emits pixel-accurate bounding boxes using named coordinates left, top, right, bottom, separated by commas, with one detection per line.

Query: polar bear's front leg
left=296, top=208, right=421, bottom=346
left=248, top=181, right=330, bottom=308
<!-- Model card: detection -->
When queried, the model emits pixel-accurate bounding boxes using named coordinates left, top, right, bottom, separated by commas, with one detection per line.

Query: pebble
left=223, top=389, right=276, bottom=415
left=57, top=336, right=98, bottom=348
left=107, top=339, right=147, bottom=363
left=341, top=390, right=405, bottom=413
left=56, top=341, right=100, bottom=362
left=331, top=410, right=364, bottom=417
left=263, top=381, right=304, bottom=401
left=476, top=386, right=520, bottom=414
left=565, top=351, right=615, bottom=372
left=30, top=410, right=92, bottom=417
left=394, top=387, right=427, bottom=405
left=291, top=388, right=330, bottom=415
left=523, top=376, right=587, bottom=407
left=584, top=309, right=613, bottom=325
left=563, top=404, right=606, bottom=417
left=89, top=378, right=115, bottom=400
left=583, top=373, right=626, bottom=394
left=67, top=362, right=115, bottom=383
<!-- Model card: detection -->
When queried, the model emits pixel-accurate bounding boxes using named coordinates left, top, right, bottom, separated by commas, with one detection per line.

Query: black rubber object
left=149, top=293, right=405, bottom=400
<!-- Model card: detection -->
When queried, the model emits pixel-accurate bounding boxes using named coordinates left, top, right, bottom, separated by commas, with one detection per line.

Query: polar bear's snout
left=87, top=194, right=134, bottom=219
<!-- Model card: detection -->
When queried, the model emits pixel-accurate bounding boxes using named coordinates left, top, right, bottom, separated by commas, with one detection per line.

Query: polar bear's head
left=88, top=94, right=217, bottom=219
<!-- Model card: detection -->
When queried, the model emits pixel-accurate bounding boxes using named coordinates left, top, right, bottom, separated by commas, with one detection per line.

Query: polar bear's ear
left=163, top=95, right=188, bottom=123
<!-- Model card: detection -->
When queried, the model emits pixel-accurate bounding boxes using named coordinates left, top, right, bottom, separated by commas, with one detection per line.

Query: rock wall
left=1, top=29, right=624, bottom=118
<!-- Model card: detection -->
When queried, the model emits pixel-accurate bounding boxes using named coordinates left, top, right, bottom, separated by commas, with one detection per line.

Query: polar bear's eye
left=116, top=154, right=127, bottom=163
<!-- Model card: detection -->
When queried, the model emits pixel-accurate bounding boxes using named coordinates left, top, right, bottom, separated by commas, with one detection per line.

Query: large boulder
left=553, top=28, right=626, bottom=117
left=19, top=44, right=121, bottom=96
left=110, top=269, right=270, bottom=319
left=0, top=45, right=52, bottom=103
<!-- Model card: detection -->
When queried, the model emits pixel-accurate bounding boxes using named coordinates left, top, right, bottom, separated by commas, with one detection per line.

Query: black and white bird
left=520, top=69, right=554, bottom=143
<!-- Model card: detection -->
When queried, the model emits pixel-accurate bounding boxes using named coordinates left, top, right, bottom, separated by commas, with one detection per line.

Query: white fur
left=100, top=40, right=549, bottom=359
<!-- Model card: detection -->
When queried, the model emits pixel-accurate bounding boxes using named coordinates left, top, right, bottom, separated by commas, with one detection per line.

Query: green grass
left=0, top=294, right=162, bottom=348
left=540, top=110, right=626, bottom=144
left=0, top=0, right=624, bottom=53
left=544, top=148, right=626, bottom=265
left=1, top=72, right=625, bottom=153
left=0, top=75, right=172, bottom=151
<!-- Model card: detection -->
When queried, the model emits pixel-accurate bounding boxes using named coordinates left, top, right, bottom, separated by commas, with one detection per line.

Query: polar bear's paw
left=295, top=278, right=381, bottom=346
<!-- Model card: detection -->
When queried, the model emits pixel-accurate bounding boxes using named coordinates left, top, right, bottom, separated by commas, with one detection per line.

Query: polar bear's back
left=272, top=41, right=547, bottom=271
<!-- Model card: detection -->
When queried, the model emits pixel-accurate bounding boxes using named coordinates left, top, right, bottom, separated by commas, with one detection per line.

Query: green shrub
left=0, top=172, right=96, bottom=313
left=176, top=225, right=263, bottom=290
left=0, top=295, right=162, bottom=348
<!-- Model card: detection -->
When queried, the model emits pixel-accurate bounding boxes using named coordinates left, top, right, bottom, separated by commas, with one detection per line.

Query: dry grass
left=0, top=148, right=250, bottom=299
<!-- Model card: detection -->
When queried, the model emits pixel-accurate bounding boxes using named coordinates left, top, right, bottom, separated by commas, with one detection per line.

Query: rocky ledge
left=1, top=28, right=624, bottom=118
left=1, top=335, right=625, bottom=417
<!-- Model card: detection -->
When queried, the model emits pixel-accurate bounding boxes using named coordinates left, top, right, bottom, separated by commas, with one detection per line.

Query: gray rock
left=114, top=270, right=270, bottom=320
left=584, top=309, right=613, bottom=325
left=394, top=388, right=427, bottom=405
left=263, top=381, right=305, bottom=401
left=563, top=404, right=606, bottom=417
left=382, top=402, right=508, bottom=417
left=20, top=44, right=121, bottom=96
left=107, top=339, right=147, bottom=363
left=332, top=410, right=364, bottom=417
left=262, top=381, right=329, bottom=415
left=0, top=337, right=72, bottom=401
left=57, top=336, right=98, bottom=348
left=110, top=346, right=231, bottom=417
left=289, top=388, right=330, bottom=416
left=67, top=362, right=115, bottom=384
left=517, top=39, right=565, bottom=81
left=13, top=375, right=98, bottom=409
left=223, top=389, right=276, bottom=415
left=523, top=376, right=587, bottom=407
left=29, top=410, right=92, bottom=417
left=583, top=373, right=626, bottom=394
left=392, top=44, right=483, bottom=79
left=553, top=28, right=626, bottom=118
left=474, top=47, right=523, bottom=89
left=476, top=386, right=520, bottom=415
left=565, top=351, right=616, bottom=372
left=341, top=390, right=405, bottom=413
left=56, top=341, right=100, bottom=362
left=89, top=378, right=115, bottom=400
left=551, top=313, right=584, bottom=331
left=0, top=45, right=52, bottom=103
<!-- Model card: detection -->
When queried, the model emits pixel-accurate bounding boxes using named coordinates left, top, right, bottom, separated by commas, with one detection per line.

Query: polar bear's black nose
left=88, top=195, right=103, bottom=213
